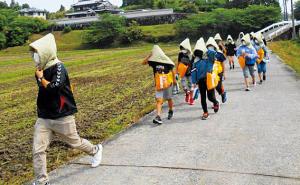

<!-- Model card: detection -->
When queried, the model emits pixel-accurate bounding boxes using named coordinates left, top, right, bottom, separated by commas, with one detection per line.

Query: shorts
left=181, top=75, right=193, bottom=91
left=155, top=85, right=173, bottom=100
left=257, top=62, right=267, bottom=73
left=243, top=65, right=255, bottom=78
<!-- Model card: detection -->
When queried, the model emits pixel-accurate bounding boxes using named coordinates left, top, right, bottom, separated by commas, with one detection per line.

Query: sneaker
left=91, top=144, right=103, bottom=168
left=167, top=110, right=174, bottom=120
left=263, top=75, right=266, bottom=81
left=233, top=64, right=235, bottom=69
left=259, top=80, right=263, bottom=85
left=153, top=116, right=163, bottom=124
left=253, top=81, right=257, bottom=86
left=33, top=182, right=50, bottom=185
left=213, top=102, right=220, bottom=113
left=189, top=96, right=195, bottom=105
left=221, top=92, right=227, bottom=103
left=230, top=66, right=232, bottom=70
left=202, top=113, right=209, bottom=120
left=245, top=87, right=251, bottom=91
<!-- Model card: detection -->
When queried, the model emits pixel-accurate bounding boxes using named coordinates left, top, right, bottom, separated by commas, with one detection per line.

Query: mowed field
left=0, top=32, right=179, bottom=184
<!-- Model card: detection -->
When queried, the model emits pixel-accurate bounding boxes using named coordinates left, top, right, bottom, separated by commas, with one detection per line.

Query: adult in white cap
left=225, top=35, right=237, bottom=70
left=143, top=45, right=176, bottom=124
left=236, top=33, right=258, bottom=91
left=192, top=38, right=219, bottom=120
left=177, top=38, right=194, bottom=105
left=253, top=32, right=269, bottom=84
left=30, top=34, right=103, bottom=185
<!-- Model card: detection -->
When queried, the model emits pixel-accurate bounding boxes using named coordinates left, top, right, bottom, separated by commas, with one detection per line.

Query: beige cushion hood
left=241, top=34, right=251, bottom=46
left=227, top=35, right=234, bottom=44
left=194, top=37, right=207, bottom=54
left=148, top=45, right=175, bottom=66
left=254, top=32, right=264, bottom=44
left=179, top=38, right=192, bottom=54
left=214, top=33, right=222, bottom=41
left=206, top=37, right=221, bottom=52
left=29, top=33, right=60, bottom=70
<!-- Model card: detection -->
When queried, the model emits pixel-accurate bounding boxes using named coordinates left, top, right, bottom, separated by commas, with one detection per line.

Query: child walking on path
left=225, top=35, right=237, bottom=70
left=253, top=32, right=269, bottom=84
left=143, top=45, right=176, bottom=125
left=208, top=36, right=227, bottom=103
left=30, top=34, right=103, bottom=185
left=192, top=38, right=219, bottom=120
left=177, top=38, right=195, bottom=105
left=237, top=34, right=258, bottom=91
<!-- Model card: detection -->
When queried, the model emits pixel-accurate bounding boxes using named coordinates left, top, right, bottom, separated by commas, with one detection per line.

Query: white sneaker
left=91, top=144, right=103, bottom=168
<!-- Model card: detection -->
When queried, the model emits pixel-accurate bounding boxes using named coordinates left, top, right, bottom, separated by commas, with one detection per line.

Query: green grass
left=0, top=30, right=179, bottom=184
left=140, top=24, right=176, bottom=37
left=269, top=40, right=300, bottom=75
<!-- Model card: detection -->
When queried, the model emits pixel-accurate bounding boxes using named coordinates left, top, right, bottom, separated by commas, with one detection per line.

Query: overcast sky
left=2, top=0, right=123, bottom=12
left=0, top=0, right=297, bottom=13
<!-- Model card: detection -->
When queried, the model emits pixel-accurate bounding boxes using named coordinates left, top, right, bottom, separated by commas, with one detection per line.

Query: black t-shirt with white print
left=36, top=62, right=77, bottom=119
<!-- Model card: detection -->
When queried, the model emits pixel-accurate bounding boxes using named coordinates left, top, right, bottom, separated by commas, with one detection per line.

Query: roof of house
left=72, top=0, right=111, bottom=7
left=19, top=8, right=47, bottom=13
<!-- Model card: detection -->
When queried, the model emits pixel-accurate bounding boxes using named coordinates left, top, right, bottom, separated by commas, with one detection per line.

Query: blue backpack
left=191, top=59, right=208, bottom=84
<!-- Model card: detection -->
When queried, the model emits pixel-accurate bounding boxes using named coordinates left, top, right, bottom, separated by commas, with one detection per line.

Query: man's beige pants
left=33, top=115, right=97, bottom=184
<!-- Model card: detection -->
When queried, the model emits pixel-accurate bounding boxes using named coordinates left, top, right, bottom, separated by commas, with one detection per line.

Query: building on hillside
left=53, top=9, right=186, bottom=29
left=65, top=0, right=121, bottom=19
left=19, top=8, right=47, bottom=20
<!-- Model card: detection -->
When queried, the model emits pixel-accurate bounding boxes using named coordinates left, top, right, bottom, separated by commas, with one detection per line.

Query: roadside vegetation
left=269, top=40, right=300, bottom=75
left=175, top=5, right=281, bottom=39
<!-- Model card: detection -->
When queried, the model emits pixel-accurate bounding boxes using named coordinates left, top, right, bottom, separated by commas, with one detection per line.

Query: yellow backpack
left=207, top=72, right=220, bottom=90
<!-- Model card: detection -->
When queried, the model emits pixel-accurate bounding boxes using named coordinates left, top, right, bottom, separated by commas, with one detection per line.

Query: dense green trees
left=0, top=8, right=51, bottom=49
left=84, top=14, right=143, bottom=47
left=176, top=5, right=281, bottom=39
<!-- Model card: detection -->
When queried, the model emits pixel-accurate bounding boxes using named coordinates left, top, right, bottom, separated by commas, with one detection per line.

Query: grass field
left=0, top=32, right=179, bottom=184
left=269, top=40, right=300, bottom=75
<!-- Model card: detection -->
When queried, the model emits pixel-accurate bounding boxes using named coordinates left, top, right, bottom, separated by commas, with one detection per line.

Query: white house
left=19, top=8, right=47, bottom=20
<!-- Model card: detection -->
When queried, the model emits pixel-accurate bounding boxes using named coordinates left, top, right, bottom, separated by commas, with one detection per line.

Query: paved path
left=48, top=53, right=300, bottom=185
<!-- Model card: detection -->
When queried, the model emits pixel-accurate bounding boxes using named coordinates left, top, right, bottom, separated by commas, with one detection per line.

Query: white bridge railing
left=256, top=20, right=300, bottom=41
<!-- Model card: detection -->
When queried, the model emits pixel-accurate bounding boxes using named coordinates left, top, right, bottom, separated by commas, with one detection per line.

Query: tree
left=0, top=1, right=8, bottom=9
left=21, top=3, right=30, bottom=9
left=59, top=5, right=66, bottom=12
left=84, top=14, right=126, bottom=47
left=295, top=1, right=300, bottom=20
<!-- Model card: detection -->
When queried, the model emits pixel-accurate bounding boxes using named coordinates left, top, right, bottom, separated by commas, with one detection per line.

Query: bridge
left=256, top=20, right=300, bottom=41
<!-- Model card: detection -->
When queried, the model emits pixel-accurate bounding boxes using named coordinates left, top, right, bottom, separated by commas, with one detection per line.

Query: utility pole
left=291, top=0, right=297, bottom=38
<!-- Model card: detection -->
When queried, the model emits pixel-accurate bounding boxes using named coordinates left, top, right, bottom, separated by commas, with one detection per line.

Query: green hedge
left=175, top=5, right=281, bottom=40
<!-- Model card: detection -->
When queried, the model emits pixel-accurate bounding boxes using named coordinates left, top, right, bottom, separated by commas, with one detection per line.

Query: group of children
left=143, top=32, right=269, bottom=123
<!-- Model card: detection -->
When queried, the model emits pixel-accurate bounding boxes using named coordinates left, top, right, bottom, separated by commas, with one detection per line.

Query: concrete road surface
left=47, top=53, right=300, bottom=185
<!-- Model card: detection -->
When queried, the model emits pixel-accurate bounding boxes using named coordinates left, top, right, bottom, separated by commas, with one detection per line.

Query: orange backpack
left=207, top=72, right=220, bottom=90
left=155, top=72, right=173, bottom=91
left=257, top=48, right=265, bottom=64
left=238, top=56, right=246, bottom=69
left=177, top=63, right=188, bottom=78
